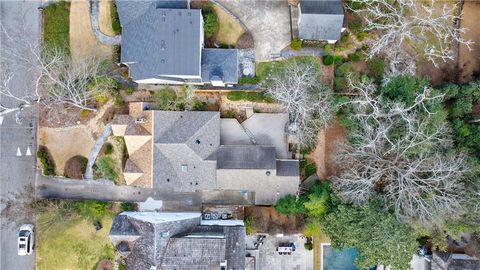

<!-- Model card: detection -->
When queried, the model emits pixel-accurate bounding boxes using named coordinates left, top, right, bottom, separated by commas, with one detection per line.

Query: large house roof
left=117, top=0, right=202, bottom=80
left=152, top=111, right=219, bottom=191
left=299, top=0, right=345, bottom=41
left=109, top=212, right=245, bottom=270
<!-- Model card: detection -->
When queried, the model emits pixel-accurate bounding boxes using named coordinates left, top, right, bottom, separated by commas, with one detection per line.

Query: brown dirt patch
left=39, top=126, right=95, bottom=175
left=320, top=64, right=334, bottom=88
left=416, top=57, right=458, bottom=86
left=64, top=155, right=88, bottom=178
left=308, top=120, right=346, bottom=179
left=245, top=206, right=304, bottom=235
left=98, top=0, right=115, bottom=36
left=214, top=5, right=245, bottom=46
left=458, top=2, right=480, bottom=83
left=236, top=32, right=254, bottom=49
left=96, top=259, right=113, bottom=270
left=69, top=0, right=113, bottom=63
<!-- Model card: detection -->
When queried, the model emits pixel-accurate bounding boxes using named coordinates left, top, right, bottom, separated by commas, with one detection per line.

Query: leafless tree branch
left=349, top=0, right=473, bottom=74
left=332, top=77, right=469, bottom=225
left=265, top=61, right=335, bottom=147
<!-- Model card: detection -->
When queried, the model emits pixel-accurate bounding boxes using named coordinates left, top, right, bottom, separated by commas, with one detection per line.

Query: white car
left=17, top=224, right=34, bottom=256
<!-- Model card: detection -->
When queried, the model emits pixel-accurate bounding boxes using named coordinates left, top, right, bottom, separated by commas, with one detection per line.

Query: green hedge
left=323, top=55, right=334, bottom=65
left=348, top=51, right=363, bottom=62
left=110, top=1, right=121, bottom=34
left=202, top=4, right=218, bottom=38
left=367, top=57, right=386, bottom=80
left=37, top=146, right=56, bottom=175
left=291, top=38, right=302, bottom=50
left=348, top=20, right=362, bottom=33
left=356, top=32, right=367, bottom=41
left=226, top=91, right=274, bottom=103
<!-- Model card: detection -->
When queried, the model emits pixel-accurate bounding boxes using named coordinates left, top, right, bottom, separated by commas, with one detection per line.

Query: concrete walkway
left=84, top=123, right=112, bottom=180
left=280, top=47, right=324, bottom=59
left=88, top=0, right=121, bottom=45
left=36, top=174, right=255, bottom=206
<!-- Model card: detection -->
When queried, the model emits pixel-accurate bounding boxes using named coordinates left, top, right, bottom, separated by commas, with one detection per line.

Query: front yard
left=36, top=204, right=116, bottom=270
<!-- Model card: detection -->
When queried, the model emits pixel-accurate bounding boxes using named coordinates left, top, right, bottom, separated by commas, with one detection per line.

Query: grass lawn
left=256, top=56, right=321, bottom=83
left=226, top=91, right=274, bottom=103
left=110, top=1, right=121, bottom=34
left=37, top=213, right=115, bottom=270
left=213, top=5, right=244, bottom=46
left=43, top=1, right=70, bottom=53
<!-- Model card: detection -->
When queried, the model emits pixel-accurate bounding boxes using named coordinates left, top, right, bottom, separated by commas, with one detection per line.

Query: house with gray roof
left=110, top=211, right=246, bottom=270
left=116, top=0, right=238, bottom=86
left=431, top=251, right=480, bottom=270
left=298, top=0, right=345, bottom=43
left=111, top=104, right=300, bottom=205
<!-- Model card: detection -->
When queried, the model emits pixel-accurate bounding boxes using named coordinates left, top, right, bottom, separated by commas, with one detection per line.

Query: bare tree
left=1, top=24, right=115, bottom=115
left=331, top=77, right=469, bottom=225
left=349, top=0, right=473, bottom=74
left=266, top=61, right=334, bottom=147
left=40, top=49, right=115, bottom=112
left=0, top=185, right=78, bottom=230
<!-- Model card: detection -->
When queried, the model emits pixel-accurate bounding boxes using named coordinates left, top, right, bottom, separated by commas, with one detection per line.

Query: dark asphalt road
left=36, top=175, right=255, bottom=207
left=0, top=1, right=41, bottom=270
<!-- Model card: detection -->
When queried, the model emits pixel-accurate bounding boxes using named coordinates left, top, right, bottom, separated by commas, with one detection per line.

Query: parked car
left=17, top=224, right=34, bottom=256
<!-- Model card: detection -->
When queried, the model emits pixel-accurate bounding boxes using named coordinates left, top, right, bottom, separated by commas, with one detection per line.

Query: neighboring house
left=431, top=251, right=480, bottom=270
left=110, top=211, right=246, bottom=270
left=116, top=0, right=238, bottom=86
left=297, top=0, right=345, bottom=43
left=111, top=103, right=300, bottom=205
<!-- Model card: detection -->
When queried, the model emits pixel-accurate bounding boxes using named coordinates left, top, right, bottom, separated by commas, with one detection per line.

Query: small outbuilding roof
left=298, top=0, right=345, bottom=41
left=201, top=49, right=239, bottom=84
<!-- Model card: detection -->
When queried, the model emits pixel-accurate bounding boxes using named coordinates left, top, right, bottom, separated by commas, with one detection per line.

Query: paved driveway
left=216, top=0, right=291, bottom=61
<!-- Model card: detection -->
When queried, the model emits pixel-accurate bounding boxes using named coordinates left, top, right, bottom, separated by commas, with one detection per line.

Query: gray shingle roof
left=117, top=1, right=202, bottom=80
left=110, top=212, right=201, bottom=270
left=432, top=251, right=480, bottom=270
left=216, top=145, right=276, bottom=169
left=300, top=0, right=344, bottom=14
left=152, top=111, right=220, bottom=192
left=161, top=238, right=227, bottom=269
left=110, top=215, right=140, bottom=236
left=299, top=0, right=344, bottom=41
left=109, top=212, right=246, bottom=270
left=155, top=0, right=188, bottom=9
left=276, top=160, right=300, bottom=176
left=201, top=49, right=239, bottom=84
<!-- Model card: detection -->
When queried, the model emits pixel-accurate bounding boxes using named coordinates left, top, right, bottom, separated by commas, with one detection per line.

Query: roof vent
left=196, top=139, right=201, bottom=144
left=162, top=11, right=166, bottom=16
left=161, top=59, right=165, bottom=64
left=160, top=40, right=166, bottom=50
left=181, top=164, right=188, bottom=172
left=135, top=118, right=146, bottom=124
left=266, top=171, right=271, bottom=176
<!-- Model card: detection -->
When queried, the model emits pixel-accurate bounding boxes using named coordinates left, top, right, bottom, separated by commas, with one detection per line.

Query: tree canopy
left=321, top=203, right=418, bottom=270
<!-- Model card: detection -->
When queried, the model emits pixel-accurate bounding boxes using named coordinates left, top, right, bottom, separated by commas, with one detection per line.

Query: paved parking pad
left=246, top=234, right=314, bottom=270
